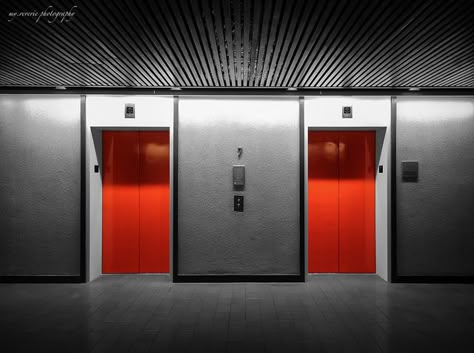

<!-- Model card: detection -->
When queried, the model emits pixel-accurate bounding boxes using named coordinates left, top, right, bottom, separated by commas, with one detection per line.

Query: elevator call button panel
left=233, top=165, right=245, bottom=186
left=234, top=195, right=244, bottom=212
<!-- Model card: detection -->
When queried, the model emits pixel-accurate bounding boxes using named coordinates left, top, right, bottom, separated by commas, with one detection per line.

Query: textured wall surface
left=178, top=98, right=300, bottom=275
left=396, top=97, right=474, bottom=276
left=0, top=95, right=81, bottom=276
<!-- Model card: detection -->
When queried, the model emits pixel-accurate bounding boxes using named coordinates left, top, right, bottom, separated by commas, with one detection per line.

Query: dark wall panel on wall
left=177, top=98, right=300, bottom=276
left=396, top=97, right=474, bottom=276
left=0, top=95, right=81, bottom=276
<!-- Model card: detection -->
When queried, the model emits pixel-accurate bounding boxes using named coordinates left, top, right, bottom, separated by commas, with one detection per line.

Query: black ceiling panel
left=0, top=0, right=473, bottom=88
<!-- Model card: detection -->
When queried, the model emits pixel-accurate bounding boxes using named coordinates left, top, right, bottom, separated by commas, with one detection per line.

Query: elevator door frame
left=89, top=127, right=172, bottom=279
left=306, top=127, right=390, bottom=280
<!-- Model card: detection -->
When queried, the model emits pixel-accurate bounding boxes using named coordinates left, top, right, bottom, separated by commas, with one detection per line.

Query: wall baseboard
left=0, top=276, right=83, bottom=283
left=173, top=275, right=304, bottom=283
left=392, top=276, right=474, bottom=284
left=2, top=274, right=471, bottom=284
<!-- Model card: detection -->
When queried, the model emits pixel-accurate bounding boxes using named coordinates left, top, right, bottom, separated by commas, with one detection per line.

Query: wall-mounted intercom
left=402, top=161, right=418, bottom=182
left=125, top=103, right=135, bottom=119
left=233, top=165, right=245, bottom=187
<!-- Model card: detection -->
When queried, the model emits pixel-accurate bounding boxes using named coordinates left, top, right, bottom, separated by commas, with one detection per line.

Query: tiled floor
left=0, top=275, right=473, bottom=353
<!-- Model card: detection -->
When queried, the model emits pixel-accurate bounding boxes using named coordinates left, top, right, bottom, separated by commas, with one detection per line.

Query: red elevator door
left=102, top=131, right=170, bottom=273
left=308, top=131, right=375, bottom=273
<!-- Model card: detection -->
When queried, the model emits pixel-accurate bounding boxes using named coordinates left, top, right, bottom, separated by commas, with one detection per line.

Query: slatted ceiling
left=0, top=0, right=473, bottom=88
left=302, top=0, right=355, bottom=87
left=361, top=0, right=468, bottom=88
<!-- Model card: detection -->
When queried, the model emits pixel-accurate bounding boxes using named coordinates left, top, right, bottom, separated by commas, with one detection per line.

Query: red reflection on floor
left=102, top=131, right=169, bottom=273
left=308, top=131, right=375, bottom=273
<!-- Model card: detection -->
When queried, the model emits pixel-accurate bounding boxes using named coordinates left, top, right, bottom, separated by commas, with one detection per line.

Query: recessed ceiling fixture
left=55, top=86, right=67, bottom=90
left=408, top=87, right=420, bottom=91
left=287, top=87, right=298, bottom=91
left=170, top=87, right=182, bottom=91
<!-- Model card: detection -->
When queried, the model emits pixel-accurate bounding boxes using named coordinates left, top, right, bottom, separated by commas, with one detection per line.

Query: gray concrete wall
left=0, top=95, right=81, bottom=276
left=396, top=97, right=474, bottom=276
left=178, top=97, right=300, bottom=275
